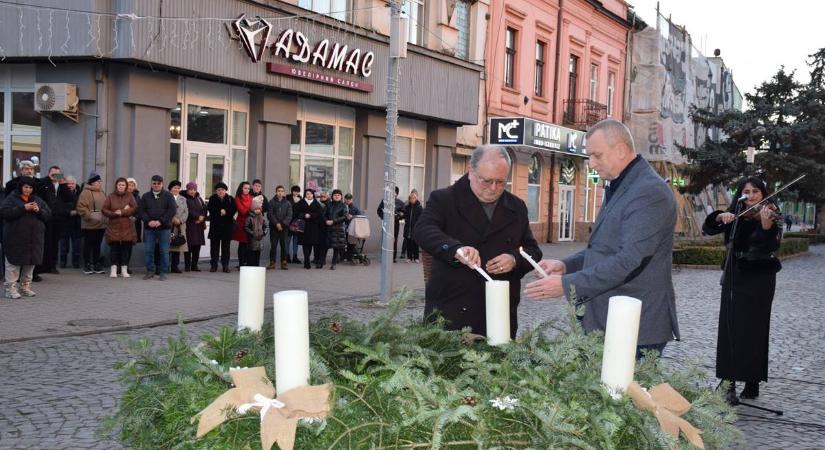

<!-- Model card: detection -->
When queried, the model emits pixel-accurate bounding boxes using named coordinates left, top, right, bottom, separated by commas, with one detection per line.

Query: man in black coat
left=414, top=145, right=542, bottom=337
left=377, top=186, right=405, bottom=263
left=34, top=165, right=63, bottom=277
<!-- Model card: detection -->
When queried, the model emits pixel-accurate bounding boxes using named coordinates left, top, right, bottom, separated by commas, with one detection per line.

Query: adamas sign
left=229, top=14, right=375, bottom=92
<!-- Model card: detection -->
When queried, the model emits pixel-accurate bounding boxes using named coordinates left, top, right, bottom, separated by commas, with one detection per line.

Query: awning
left=487, top=117, right=588, bottom=158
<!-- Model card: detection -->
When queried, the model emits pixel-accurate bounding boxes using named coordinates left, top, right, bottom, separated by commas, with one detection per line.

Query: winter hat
left=186, top=181, right=198, bottom=191
left=214, top=182, right=229, bottom=191
left=87, top=172, right=101, bottom=184
left=151, top=174, right=163, bottom=183
left=252, top=195, right=264, bottom=210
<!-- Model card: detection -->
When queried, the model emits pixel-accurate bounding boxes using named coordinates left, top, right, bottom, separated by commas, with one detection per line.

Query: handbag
left=289, top=218, right=306, bottom=233
left=170, top=225, right=187, bottom=246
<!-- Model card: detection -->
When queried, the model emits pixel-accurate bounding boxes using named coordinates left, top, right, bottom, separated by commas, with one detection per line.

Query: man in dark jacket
left=34, top=165, right=63, bottom=277
left=137, top=175, right=177, bottom=280
left=267, top=185, right=293, bottom=270
left=414, top=145, right=542, bottom=337
left=377, top=186, right=405, bottom=263
left=55, top=175, right=82, bottom=268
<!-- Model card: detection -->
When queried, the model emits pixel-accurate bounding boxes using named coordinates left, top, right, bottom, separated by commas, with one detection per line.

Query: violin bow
left=734, top=174, right=806, bottom=220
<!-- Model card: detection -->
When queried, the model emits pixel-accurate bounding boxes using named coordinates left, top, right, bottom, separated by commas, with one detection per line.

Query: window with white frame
left=589, top=63, right=599, bottom=101
left=402, top=0, right=425, bottom=45
left=1, top=70, right=42, bottom=184
left=504, top=28, right=517, bottom=88
left=298, top=0, right=350, bottom=21
left=289, top=100, right=355, bottom=194
left=396, top=136, right=425, bottom=199
left=527, top=154, right=541, bottom=222
left=454, top=0, right=471, bottom=60
left=535, top=41, right=546, bottom=97
left=231, top=110, right=249, bottom=189
left=607, top=72, right=616, bottom=117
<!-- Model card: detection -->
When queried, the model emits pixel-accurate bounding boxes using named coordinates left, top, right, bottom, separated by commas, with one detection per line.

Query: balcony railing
left=562, top=99, right=608, bottom=130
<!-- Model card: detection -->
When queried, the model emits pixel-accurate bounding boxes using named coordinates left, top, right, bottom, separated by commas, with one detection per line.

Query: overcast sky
left=627, top=0, right=821, bottom=100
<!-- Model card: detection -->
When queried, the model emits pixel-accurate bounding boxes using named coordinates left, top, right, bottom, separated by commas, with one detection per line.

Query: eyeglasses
left=473, top=171, right=508, bottom=188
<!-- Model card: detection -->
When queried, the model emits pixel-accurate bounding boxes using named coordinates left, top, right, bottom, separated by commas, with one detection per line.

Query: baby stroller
left=347, top=215, right=371, bottom=266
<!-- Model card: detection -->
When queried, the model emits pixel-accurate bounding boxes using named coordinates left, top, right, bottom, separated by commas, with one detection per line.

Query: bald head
left=470, top=145, right=512, bottom=170
left=586, top=119, right=638, bottom=181
left=468, top=145, right=511, bottom=203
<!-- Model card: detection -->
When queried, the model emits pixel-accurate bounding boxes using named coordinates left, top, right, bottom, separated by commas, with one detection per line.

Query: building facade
left=484, top=0, right=630, bottom=243
left=0, top=0, right=484, bottom=252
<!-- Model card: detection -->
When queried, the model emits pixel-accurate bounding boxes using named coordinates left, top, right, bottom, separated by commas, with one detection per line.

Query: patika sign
left=228, top=14, right=375, bottom=92
left=488, top=117, right=587, bottom=157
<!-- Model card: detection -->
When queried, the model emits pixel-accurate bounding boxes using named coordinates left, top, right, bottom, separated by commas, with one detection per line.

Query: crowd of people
left=0, top=161, right=426, bottom=298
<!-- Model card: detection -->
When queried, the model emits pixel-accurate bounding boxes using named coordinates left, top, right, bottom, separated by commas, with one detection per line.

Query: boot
left=210, top=263, right=218, bottom=273
left=110, top=265, right=118, bottom=278
left=740, top=382, right=759, bottom=399
left=267, top=261, right=277, bottom=270
left=19, top=281, right=36, bottom=297
left=4, top=282, right=21, bottom=299
left=724, top=381, right=739, bottom=406
left=281, top=260, right=289, bottom=270
left=121, top=265, right=131, bottom=278
left=191, top=256, right=200, bottom=272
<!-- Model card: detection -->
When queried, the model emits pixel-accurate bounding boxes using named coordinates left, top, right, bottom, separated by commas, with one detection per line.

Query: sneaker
left=5, top=289, right=21, bottom=299
left=159, top=273, right=168, bottom=281
left=143, top=272, right=155, bottom=280
left=93, top=264, right=105, bottom=274
left=83, top=264, right=94, bottom=275
left=20, top=286, right=36, bottom=297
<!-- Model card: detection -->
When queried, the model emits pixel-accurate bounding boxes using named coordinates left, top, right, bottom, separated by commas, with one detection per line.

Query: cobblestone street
left=1, top=244, right=824, bottom=449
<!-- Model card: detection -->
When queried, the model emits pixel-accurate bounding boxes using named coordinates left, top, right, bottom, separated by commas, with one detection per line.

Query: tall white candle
left=273, top=290, right=310, bottom=395
left=485, top=280, right=511, bottom=346
left=237, top=266, right=266, bottom=332
left=600, top=296, right=642, bottom=399
left=519, top=246, right=548, bottom=277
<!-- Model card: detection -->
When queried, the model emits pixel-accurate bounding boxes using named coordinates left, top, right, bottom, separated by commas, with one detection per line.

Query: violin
left=740, top=200, right=782, bottom=223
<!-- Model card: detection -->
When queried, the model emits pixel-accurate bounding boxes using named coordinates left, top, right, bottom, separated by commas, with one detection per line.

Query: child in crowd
left=243, top=196, right=268, bottom=267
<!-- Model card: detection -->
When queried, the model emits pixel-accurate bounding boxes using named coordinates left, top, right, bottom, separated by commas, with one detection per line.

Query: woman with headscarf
left=102, top=177, right=137, bottom=278
left=0, top=177, right=50, bottom=298
left=323, top=189, right=348, bottom=270
left=184, top=181, right=207, bottom=271
left=294, top=188, right=323, bottom=269
left=168, top=180, right=189, bottom=274
left=76, top=172, right=107, bottom=274
left=207, top=182, right=236, bottom=273
left=232, top=181, right=252, bottom=268
left=703, top=176, right=783, bottom=404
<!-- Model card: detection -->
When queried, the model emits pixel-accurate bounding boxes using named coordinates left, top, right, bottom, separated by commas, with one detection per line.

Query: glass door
left=558, top=185, right=575, bottom=241
left=183, top=143, right=230, bottom=258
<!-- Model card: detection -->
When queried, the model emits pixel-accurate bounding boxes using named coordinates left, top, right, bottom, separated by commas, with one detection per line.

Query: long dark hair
left=727, top=176, right=771, bottom=213
left=235, top=181, right=250, bottom=198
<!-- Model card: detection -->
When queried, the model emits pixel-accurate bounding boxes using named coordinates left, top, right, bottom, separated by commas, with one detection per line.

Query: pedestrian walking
left=102, top=177, right=137, bottom=278
left=266, top=185, right=292, bottom=270
left=137, top=175, right=177, bottom=280
left=0, top=177, right=50, bottom=298
left=243, top=195, right=268, bottom=267
left=184, top=182, right=207, bottom=271
left=168, top=181, right=189, bottom=274
left=233, top=181, right=252, bottom=268
left=207, top=182, right=235, bottom=273
left=76, top=172, right=107, bottom=274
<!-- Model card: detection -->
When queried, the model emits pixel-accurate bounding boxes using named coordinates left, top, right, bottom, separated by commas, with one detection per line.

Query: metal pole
left=379, top=0, right=401, bottom=305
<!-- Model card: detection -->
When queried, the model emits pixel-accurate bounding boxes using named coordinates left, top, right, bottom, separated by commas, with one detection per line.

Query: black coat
left=704, top=210, right=782, bottom=382
left=137, top=190, right=177, bottom=229
left=377, top=197, right=405, bottom=224
left=413, top=174, right=542, bottom=337
left=294, top=199, right=323, bottom=246
left=207, top=193, right=236, bottom=240
left=53, top=184, right=81, bottom=237
left=185, top=192, right=207, bottom=247
left=403, top=201, right=423, bottom=239
left=37, top=178, right=61, bottom=212
left=0, top=191, right=51, bottom=266
left=323, top=200, right=349, bottom=250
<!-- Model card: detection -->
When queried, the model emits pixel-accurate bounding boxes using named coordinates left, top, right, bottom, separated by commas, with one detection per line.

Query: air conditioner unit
left=34, top=83, right=79, bottom=113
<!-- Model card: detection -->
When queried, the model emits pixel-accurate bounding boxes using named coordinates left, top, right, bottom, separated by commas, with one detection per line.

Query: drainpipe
left=551, top=0, right=564, bottom=124
left=94, top=64, right=108, bottom=181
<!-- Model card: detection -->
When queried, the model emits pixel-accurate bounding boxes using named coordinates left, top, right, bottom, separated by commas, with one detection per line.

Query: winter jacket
left=377, top=197, right=405, bottom=224
left=294, top=199, right=323, bottom=246
left=102, top=191, right=138, bottom=243
left=169, top=195, right=189, bottom=253
left=137, top=189, right=177, bottom=230
left=185, top=192, right=207, bottom=247
left=76, top=184, right=108, bottom=230
left=54, top=184, right=81, bottom=238
left=267, top=196, right=293, bottom=232
left=244, top=212, right=268, bottom=251
left=403, top=201, right=423, bottom=239
left=323, top=200, right=349, bottom=250
left=0, top=191, right=51, bottom=266
left=207, top=193, right=236, bottom=240
left=232, top=193, right=253, bottom=243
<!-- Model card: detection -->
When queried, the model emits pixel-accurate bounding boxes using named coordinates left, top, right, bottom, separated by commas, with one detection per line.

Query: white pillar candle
left=273, top=290, right=310, bottom=395
left=485, top=280, right=511, bottom=346
left=237, top=266, right=266, bottom=332
left=600, top=295, right=642, bottom=399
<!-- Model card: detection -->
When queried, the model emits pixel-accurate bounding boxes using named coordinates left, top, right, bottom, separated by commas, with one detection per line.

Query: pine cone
left=330, top=321, right=343, bottom=334
left=233, top=349, right=249, bottom=361
left=462, top=395, right=478, bottom=406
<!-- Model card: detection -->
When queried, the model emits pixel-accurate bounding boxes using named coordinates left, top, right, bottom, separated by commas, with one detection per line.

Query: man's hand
left=276, top=223, right=283, bottom=231
left=538, top=259, right=566, bottom=275
left=325, top=219, right=333, bottom=226
left=149, top=220, right=161, bottom=228
left=455, top=246, right=481, bottom=269
left=524, top=274, right=565, bottom=300
left=485, top=253, right=516, bottom=275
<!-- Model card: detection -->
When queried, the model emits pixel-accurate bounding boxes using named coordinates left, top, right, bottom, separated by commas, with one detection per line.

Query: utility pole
left=379, top=0, right=406, bottom=305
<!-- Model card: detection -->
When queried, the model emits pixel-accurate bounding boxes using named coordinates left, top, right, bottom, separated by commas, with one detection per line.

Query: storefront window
left=291, top=119, right=353, bottom=192
left=395, top=137, right=426, bottom=198
left=304, top=155, right=334, bottom=192
left=4, top=89, right=41, bottom=182
left=232, top=111, right=247, bottom=147
left=289, top=121, right=301, bottom=188
left=527, top=154, right=541, bottom=222
left=187, top=105, right=226, bottom=144
left=12, top=92, right=39, bottom=132
left=306, top=122, right=335, bottom=156
left=232, top=148, right=246, bottom=187
left=168, top=143, right=181, bottom=182
left=170, top=104, right=182, bottom=139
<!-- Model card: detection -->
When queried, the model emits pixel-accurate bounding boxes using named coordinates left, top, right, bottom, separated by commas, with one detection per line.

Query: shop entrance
left=558, top=185, right=575, bottom=241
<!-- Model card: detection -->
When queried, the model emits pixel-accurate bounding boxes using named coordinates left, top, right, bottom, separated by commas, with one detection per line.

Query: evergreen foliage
left=105, top=291, right=740, bottom=449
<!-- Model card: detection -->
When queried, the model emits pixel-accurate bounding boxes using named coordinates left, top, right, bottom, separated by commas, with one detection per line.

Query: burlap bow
left=194, top=367, right=331, bottom=450
left=627, top=381, right=704, bottom=449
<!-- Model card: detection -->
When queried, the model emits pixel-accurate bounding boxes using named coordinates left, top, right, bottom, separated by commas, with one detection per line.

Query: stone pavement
left=1, top=243, right=824, bottom=449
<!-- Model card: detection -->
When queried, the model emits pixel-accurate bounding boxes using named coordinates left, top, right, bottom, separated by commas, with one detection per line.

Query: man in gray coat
left=524, top=119, right=679, bottom=356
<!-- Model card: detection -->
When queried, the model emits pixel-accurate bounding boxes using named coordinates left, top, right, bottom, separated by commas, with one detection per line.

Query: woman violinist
left=703, top=176, right=783, bottom=404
